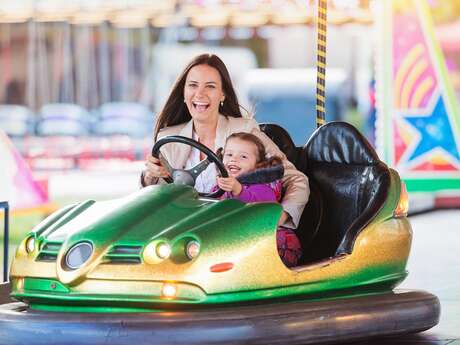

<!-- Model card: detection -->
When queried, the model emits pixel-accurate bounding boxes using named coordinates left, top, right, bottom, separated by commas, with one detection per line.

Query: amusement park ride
left=1, top=0, right=456, bottom=343
left=376, top=0, right=460, bottom=210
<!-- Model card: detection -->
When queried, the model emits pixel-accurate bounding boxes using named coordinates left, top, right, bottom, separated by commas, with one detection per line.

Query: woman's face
left=223, top=138, right=259, bottom=177
left=184, top=64, right=225, bottom=124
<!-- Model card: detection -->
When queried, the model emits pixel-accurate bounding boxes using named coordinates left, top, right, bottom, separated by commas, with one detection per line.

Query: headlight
left=185, top=241, right=200, bottom=259
left=144, top=240, right=171, bottom=264
left=65, top=242, right=93, bottom=270
left=156, top=242, right=171, bottom=259
left=25, top=237, right=35, bottom=253
left=161, top=283, right=177, bottom=298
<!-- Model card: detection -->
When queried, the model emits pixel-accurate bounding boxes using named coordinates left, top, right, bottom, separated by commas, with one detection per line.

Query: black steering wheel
left=151, top=135, right=228, bottom=198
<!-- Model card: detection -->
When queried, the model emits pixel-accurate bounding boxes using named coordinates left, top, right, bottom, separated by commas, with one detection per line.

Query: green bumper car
left=0, top=122, right=439, bottom=345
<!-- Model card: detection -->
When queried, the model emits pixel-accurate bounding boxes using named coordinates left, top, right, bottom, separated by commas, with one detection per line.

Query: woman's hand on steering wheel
left=143, top=156, right=170, bottom=185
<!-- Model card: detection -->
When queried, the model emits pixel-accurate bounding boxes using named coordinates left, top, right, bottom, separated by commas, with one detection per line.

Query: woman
left=141, top=53, right=308, bottom=229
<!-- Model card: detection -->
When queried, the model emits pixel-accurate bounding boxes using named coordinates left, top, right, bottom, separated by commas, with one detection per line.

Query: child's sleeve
left=235, top=184, right=278, bottom=203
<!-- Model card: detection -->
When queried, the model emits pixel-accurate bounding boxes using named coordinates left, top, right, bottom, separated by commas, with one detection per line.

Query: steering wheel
left=151, top=135, right=228, bottom=198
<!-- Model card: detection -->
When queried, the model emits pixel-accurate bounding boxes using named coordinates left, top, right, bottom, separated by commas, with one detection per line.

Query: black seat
left=259, top=123, right=299, bottom=166
left=297, top=121, right=391, bottom=262
left=296, top=181, right=323, bottom=260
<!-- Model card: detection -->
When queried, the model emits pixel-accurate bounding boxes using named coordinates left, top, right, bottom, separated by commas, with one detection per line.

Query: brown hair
left=221, top=132, right=282, bottom=169
left=153, top=53, right=243, bottom=140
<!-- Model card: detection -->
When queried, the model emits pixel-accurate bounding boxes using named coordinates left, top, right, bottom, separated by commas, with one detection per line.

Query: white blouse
left=184, top=131, right=218, bottom=193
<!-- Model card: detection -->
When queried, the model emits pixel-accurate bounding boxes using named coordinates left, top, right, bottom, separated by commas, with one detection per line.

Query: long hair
left=153, top=54, right=243, bottom=140
left=221, top=132, right=282, bottom=169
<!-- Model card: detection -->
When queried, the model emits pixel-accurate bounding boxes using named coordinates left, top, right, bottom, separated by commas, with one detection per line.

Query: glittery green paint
left=10, top=180, right=409, bottom=313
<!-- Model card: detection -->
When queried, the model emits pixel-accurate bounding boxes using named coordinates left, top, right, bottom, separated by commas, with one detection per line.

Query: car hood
left=24, top=184, right=282, bottom=285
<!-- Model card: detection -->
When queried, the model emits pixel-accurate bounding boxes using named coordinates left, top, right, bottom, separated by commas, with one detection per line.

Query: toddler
left=216, top=132, right=302, bottom=267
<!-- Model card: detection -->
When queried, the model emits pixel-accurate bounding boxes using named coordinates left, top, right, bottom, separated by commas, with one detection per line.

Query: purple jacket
left=222, top=181, right=282, bottom=203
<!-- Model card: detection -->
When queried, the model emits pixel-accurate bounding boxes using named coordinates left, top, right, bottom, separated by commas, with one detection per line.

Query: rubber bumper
left=0, top=289, right=440, bottom=345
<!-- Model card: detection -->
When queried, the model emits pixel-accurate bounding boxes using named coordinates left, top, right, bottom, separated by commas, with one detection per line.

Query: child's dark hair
left=218, top=132, right=282, bottom=169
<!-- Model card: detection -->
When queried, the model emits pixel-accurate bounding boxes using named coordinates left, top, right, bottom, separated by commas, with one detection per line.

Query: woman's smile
left=192, top=101, right=210, bottom=113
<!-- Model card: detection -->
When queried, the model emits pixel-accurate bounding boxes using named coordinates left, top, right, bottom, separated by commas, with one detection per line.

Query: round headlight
left=65, top=242, right=93, bottom=270
left=156, top=242, right=171, bottom=259
left=25, top=237, right=35, bottom=253
left=185, top=241, right=200, bottom=259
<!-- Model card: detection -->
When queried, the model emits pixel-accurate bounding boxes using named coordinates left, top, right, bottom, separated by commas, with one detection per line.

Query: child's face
left=222, top=138, right=259, bottom=177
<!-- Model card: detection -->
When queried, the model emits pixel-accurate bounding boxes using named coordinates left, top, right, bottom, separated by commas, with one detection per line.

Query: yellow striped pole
left=316, top=0, right=327, bottom=128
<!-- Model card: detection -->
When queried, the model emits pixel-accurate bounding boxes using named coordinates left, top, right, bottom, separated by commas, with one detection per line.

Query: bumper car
left=0, top=121, right=440, bottom=345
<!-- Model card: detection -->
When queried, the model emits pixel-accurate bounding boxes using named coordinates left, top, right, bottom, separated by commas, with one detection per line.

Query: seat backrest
left=298, top=121, right=391, bottom=261
left=259, top=123, right=299, bottom=165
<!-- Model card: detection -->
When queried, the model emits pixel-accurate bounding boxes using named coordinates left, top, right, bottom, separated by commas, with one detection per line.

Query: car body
left=11, top=176, right=406, bottom=308
left=0, top=122, right=440, bottom=345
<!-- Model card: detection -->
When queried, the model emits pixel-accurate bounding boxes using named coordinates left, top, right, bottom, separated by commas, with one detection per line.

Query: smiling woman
left=141, top=53, right=309, bottom=230
left=183, top=64, right=225, bottom=126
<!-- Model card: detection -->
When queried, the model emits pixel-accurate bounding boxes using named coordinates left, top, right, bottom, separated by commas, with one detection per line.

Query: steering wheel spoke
left=187, top=158, right=212, bottom=179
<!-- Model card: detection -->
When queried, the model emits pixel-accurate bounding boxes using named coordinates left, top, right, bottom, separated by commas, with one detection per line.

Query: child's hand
left=217, top=177, right=243, bottom=196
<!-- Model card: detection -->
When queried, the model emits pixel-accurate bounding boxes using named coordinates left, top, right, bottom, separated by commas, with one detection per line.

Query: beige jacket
left=148, top=114, right=309, bottom=228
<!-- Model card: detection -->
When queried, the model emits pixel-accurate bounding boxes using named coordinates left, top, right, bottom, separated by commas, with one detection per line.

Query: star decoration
left=403, top=94, right=460, bottom=162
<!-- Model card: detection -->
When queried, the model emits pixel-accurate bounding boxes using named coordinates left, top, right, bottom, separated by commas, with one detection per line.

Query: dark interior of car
left=260, top=122, right=392, bottom=265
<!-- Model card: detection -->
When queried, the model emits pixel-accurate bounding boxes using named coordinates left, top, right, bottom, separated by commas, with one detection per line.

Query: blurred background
left=0, top=1, right=458, bottom=154
left=0, top=0, right=460, bottom=264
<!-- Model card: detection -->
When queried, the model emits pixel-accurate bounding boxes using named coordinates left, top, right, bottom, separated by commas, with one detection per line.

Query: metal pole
left=316, top=0, right=328, bottom=128
left=1, top=201, right=9, bottom=282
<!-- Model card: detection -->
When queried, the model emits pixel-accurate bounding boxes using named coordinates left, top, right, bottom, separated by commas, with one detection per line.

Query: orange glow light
left=394, top=182, right=409, bottom=217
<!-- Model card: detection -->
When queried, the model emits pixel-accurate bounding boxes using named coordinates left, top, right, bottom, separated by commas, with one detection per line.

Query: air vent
left=42, top=243, right=62, bottom=252
left=37, top=253, right=58, bottom=262
left=36, top=241, right=63, bottom=262
left=104, top=245, right=142, bottom=264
